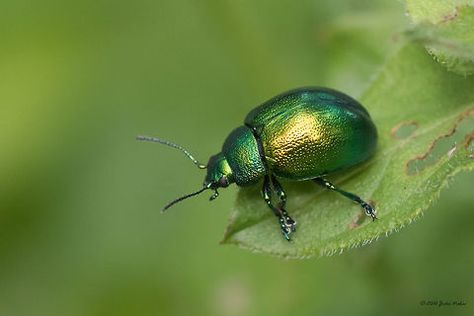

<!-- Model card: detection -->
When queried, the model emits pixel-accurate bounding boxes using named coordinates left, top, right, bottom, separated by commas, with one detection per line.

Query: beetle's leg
left=270, top=175, right=296, bottom=232
left=313, top=177, right=377, bottom=220
left=270, top=175, right=287, bottom=208
left=262, top=175, right=295, bottom=241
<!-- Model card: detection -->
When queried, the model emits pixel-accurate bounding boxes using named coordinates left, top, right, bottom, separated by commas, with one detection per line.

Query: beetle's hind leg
left=262, top=175, right=296, bottom=241
left=313, top=177, right=377, bottom=220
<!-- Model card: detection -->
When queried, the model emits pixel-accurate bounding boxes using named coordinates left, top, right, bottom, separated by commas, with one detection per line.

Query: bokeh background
left=1, top=0, right=473, bottom=315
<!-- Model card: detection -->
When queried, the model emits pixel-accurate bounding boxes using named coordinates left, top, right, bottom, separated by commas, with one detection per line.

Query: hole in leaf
left=348, top=211, right=364, bottom=229
left=391, top=121, right=418, bottom=140
left=407, top=109, right=474, bottom=175
left=465, top=132, right=474, bottom=158
left=441, top=6, right=460, bottom=23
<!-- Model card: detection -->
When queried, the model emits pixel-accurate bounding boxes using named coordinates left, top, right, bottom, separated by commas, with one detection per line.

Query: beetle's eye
left=218, top=176, right=229, bottom=188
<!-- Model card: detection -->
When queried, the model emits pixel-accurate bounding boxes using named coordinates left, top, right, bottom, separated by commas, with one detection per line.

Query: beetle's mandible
left=138, top=87, right=378, bottom=241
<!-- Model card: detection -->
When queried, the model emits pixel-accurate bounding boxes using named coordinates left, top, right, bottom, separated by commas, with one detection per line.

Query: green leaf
left=221, top=43, right=474, bottom=258
left=406, top=2, right=474, bottom=75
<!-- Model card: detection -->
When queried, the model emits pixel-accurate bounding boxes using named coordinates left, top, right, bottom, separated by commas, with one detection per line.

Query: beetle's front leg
left=270, top=175, right=296, bottom=231
left=262, top=175, right=296, bottom=241
left=313, top=177, right=377, bottom=220
left=270, top=175, right=287, bottom=209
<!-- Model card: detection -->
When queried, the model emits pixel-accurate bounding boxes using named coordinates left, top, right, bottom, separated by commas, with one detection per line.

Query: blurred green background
left=1, top=0, right=473, bottom=315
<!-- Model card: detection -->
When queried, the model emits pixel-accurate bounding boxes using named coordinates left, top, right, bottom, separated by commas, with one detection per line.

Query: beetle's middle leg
left=313, top=177, right=377, bottom=220
left=262, top=175, right=296, bottom=240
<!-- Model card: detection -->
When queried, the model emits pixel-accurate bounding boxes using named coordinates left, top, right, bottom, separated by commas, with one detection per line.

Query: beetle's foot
left=279, top=212, right=296, bottom=241
left=361, top=202, right=377, bottom=221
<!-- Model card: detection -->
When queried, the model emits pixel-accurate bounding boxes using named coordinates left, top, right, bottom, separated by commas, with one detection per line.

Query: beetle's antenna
left=162, top=186, right=209, bottom=212
left=136, top=135, right=207, bottom=169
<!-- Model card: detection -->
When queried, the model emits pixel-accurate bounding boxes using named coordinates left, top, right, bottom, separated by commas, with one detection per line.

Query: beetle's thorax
left=204, top=126, right=267, bottom=188
left=221, top=126, right=266, bottom=186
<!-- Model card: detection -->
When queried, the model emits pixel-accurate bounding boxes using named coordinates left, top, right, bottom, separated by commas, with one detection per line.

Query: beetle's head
left=204, top=153, right=234, bottom=192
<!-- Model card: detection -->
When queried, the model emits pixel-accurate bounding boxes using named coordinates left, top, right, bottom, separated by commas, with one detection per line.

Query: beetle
left=138, top=87, right=378, bottom=240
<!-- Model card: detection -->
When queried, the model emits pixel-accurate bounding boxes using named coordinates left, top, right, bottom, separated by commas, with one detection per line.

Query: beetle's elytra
left=138, top=87, right=378, bottom=241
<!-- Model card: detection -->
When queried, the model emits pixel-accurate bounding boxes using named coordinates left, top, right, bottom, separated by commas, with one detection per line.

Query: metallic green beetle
left=138, top=87, right=378, bottom=240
